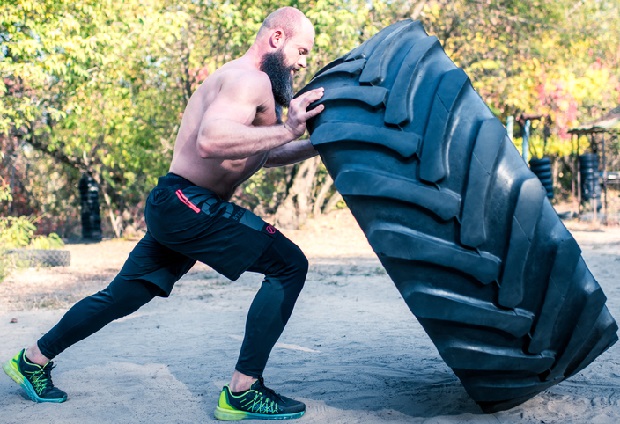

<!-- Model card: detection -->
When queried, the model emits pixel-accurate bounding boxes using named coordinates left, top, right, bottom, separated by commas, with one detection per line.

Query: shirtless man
left=3, top=7, right=324, bottom=421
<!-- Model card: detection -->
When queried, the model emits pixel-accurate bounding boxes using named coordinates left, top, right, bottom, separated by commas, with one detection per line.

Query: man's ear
left=268, top=29, right=284, bottom=48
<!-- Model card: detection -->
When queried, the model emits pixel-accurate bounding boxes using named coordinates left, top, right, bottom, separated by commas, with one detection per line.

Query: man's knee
left=268, top=235, right=308, bottom=289
left=287, top=243, right=308, bottom=279
left=251, top=232, right=309, bottom=291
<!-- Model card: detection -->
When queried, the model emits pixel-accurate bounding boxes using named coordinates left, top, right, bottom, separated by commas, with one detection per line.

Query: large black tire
left=299, top=20, right=618, bottom=412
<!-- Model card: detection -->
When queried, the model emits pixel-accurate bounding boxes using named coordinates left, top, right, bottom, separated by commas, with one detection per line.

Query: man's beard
left=260, top=49, right=295, bottom=108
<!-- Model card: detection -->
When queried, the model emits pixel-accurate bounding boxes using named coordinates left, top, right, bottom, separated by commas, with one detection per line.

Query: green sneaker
left=3, top=349, right=67, bottom=403
left=214, top=377, right=305, bottom=421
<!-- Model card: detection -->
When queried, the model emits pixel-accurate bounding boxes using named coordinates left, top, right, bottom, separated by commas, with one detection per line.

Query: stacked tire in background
left=579, top=153, right=602, bottom=209
left=299, top=20, right=618, bottom=412
left=529, top=157, right=554, bottom=199
left=78, top=173, right=102, bottom=240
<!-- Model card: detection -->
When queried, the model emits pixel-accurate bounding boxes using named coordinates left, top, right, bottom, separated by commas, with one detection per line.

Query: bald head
left=258, top=6, right=313, bottom=39
left=250, top=6, right=315, bottom=106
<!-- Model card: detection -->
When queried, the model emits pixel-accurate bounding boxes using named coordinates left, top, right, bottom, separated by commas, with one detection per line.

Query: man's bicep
left=202, top=77, right=266, bottom=126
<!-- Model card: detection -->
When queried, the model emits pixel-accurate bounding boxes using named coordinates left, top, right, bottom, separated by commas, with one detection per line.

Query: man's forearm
left=263, top=139, right=318, bottom=167
left=197, top=119, right=296, bottom=160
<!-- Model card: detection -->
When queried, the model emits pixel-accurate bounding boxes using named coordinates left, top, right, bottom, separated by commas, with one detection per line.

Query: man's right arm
left=196, top=72, right=323, bottom=160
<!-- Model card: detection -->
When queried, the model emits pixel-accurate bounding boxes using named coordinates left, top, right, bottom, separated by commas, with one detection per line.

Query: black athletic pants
left=37, top=173, right=308, bottom=377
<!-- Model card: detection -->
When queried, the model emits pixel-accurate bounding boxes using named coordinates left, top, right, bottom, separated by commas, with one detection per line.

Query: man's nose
left=299, top=56, right=307, bottom=69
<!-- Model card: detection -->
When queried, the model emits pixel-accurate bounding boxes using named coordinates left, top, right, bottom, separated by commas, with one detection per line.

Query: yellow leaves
left=0, top=182, right=12, bottom=202
left=315, top=33, right=332, bottom=50
left=469, top=60, right=501, bottom=71
left=58, top=11, right=81, bottom=33
left=16, top=0, right=44, bottom=14
left=423, top=2, right=442, bottom=19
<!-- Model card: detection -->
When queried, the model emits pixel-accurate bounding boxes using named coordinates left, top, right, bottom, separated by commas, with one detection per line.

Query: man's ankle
left=25, top=345, right=49, bottom=366
left=229, top=370, right=256, bottom=393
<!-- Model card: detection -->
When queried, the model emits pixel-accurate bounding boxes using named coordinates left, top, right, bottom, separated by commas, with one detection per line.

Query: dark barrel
left=78, top=173, right=102, bottom=240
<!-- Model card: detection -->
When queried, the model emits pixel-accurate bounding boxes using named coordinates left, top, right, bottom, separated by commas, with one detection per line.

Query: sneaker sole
left=2, top=358, right=67, bottom=403
left=214, top=406, right=305, bottom=421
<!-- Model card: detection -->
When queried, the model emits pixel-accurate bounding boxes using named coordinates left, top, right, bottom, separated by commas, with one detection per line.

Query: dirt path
left=1, top=210, right=619, bottom=423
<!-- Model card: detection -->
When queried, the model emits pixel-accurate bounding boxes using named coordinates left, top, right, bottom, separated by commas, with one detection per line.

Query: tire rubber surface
left=299, top=20, right=618, bottom=412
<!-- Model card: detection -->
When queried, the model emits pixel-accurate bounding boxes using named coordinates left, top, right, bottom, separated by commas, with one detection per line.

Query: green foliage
left=0, top=181, right=64, bottom=282
left=0, top=182, right=11, bottom=202
left=0, top=215, right=65, bottom=282
left=416, top=1, right=619, bottom=128
left=0, top=215, right=37, bottom=248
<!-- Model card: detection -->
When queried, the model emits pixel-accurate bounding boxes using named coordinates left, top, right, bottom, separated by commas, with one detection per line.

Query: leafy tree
left=2, top=0, right=618, bottom=234
left=2, top=0, right=189, bottom=235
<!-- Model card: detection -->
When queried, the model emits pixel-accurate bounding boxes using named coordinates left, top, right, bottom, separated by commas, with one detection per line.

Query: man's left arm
left=263, top=138, right=318, bottom=167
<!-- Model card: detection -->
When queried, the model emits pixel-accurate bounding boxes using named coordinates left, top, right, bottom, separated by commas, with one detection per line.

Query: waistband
left=158, top=172, right=196, bottom=188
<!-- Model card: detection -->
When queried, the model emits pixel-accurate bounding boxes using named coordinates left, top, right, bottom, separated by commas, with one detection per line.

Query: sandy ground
left=1, top=209, right=619, bottom=424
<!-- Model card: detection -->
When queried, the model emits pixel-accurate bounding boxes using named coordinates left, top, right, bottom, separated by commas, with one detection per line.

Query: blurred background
left=1, top=0, right=619, bottom=244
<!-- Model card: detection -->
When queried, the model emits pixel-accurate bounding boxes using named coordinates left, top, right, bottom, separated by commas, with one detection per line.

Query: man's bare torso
left=169, top=60, right=277, bottom=200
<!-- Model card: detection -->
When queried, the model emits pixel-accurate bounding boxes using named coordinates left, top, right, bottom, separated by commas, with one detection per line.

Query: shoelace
left=255, top=377, right=283, bottom=402
left=28, top=363, right=55, bottom=395
left=245, top=396, right=279, bottom=414
left=239, top=378, right=282, bottom=414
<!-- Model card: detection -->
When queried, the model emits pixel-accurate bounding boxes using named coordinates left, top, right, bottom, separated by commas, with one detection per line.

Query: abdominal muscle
left=170, top=153, right=268, bottom=201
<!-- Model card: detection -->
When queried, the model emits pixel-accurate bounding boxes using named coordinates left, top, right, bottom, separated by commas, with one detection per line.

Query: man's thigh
left=117, top=231, right=196, bottom=296
left=147, top=185, right=279, bottom=281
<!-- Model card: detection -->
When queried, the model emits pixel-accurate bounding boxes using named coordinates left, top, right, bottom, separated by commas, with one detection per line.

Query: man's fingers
left=291, top=88, right=324, bottom=109
left=286, top=88, right=324, bottom=134
left=304, top=104, right=325, bottom=119
left=298, top=87, right=324, bottom=106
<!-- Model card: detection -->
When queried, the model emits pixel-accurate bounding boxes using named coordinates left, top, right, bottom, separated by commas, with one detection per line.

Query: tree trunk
left=313, top=173, right=334, bottom=216
left=274, top=156, right=320, bottom=229
left=101, top=189, right=122, bottom=238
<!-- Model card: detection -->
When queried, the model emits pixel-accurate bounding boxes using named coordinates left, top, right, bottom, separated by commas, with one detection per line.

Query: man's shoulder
left=216, top=68, right=272, bottom=107
left=218, top=63, right=270, bottom=88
